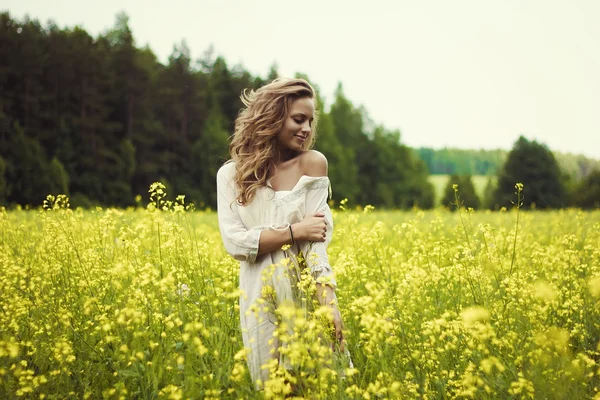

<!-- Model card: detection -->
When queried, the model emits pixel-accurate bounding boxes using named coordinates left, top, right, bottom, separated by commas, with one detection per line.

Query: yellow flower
left=461, top=306, right=490, bottom=325
left=533, top=281, right=558, bottom=302
left=588, top=276, right=600, bottom=297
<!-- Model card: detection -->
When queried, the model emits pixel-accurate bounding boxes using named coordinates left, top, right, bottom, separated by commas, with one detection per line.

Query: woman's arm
left=299, top=151, right=336, bottom=286
left=257, top=212, right=328, bottom=256
left=300, top=151, right=344, bottom=349
left=217, top=166, right=263, bottom=263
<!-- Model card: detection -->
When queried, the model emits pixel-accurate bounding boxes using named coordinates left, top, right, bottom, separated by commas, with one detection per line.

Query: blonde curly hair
left=228, top=78, right=318, bottom=205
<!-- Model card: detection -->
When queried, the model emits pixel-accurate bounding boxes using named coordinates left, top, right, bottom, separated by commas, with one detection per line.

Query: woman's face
left=276, top=96, right=315, bottom=154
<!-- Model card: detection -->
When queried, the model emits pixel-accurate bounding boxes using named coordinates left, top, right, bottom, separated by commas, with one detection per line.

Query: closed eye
left=292, top=115, right=313, bottom=126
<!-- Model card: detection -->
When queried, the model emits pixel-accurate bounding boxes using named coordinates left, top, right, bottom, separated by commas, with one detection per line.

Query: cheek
left=276, top=122, right=292, bottom=141
left=283, top=120, right=297, bottom=135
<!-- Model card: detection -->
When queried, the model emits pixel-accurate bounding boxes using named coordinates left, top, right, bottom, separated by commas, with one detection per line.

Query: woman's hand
left=316, top=283, right=345, bottom=352
left=292, top=212, right=327, bottom=242
left=331, top=305, right=345, bottom=352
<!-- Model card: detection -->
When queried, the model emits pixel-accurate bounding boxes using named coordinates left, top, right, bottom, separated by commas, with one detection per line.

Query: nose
left=301, top=121, right=311, bottom=133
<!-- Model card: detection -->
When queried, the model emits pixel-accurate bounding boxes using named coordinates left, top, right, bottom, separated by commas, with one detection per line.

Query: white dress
left=216, top=162, right=336, bottom=385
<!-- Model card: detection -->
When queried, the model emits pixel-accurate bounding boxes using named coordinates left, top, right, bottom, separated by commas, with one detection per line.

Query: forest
left=1, top=12, right=598, bottom=209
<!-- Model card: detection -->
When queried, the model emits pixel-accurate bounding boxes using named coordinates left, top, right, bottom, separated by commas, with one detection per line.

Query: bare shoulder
left=299, top=150, right=328, bottom=177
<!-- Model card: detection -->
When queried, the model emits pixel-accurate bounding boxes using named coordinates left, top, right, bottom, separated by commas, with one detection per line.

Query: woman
left=216, top=78, right=344, bottom=387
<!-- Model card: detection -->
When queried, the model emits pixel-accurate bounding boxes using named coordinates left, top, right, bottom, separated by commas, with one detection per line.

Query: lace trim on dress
left=311, top=263, right=336, bottom=286
left=310, top=263, right=332, bottom=274
left=271, top=177, right=330, bottom=207
left=247, top=229, right=260, bottom=263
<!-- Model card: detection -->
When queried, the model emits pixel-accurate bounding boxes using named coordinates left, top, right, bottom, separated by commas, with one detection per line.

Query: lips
left=294, top=134, right=307, bottom=141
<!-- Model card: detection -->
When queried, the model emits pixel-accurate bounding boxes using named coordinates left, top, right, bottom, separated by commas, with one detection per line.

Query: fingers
left=332, top=319, right=344, bottom=352
left=302, top=212, right=328, bottom=242
left=313, top=215, right=327, bottom=242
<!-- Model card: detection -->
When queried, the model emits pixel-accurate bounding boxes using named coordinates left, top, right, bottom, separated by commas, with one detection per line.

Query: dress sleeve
left=216, top=165, right=261, bottom=263
left=301, top=179, right=337, bottom=287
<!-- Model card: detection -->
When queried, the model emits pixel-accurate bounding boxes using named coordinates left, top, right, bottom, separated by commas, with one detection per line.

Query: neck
left=274, top=147, right=299, bottom=165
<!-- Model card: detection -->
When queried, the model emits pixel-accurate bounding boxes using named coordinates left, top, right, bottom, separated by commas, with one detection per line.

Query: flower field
left=1, top=193, right=600, bottom=399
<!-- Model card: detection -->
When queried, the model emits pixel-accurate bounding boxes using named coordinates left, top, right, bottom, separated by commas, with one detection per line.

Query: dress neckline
left=267, top=175, right=309, bottom=193
left=265, top=175, right=331, bottom=206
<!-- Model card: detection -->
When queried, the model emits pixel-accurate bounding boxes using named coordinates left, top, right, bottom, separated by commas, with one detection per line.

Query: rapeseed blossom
left=0, top=187, right=599, bottom=398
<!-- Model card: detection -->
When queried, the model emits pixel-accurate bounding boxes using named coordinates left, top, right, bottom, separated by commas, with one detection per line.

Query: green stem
left=509, top=185, right=523, bottom=276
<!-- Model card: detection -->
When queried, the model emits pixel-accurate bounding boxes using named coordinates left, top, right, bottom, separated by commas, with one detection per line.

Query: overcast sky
left=3, top=0, right=600, bottom=158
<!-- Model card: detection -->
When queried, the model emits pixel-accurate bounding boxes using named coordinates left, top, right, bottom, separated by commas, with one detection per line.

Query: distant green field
left=428, top=174, right=496, bottom=206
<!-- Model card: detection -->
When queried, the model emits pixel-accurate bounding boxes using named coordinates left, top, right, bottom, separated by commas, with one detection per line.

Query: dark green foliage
left=188, top=106, right=230, bottom=207
left=369, top=128, right=434, bottom=209
left=441, top=175, right=481, bottom=210
left=570, top=170, right=600, bottom=209
left=69, top=192, right=93, bottom=208
left=327, top=84, right=362, bottom=204
left=48, top=157, right=69, bottom=195
left=482, top=177, right=497, bottom=210
left=494, top=136, right=566, bottom=209
left=2, top=122, right=54, bottom=205
left=0, top=156, right=7, bottom=203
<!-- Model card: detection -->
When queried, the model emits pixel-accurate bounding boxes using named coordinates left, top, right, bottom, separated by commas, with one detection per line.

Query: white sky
left=3, top=0, right=600, bottom=159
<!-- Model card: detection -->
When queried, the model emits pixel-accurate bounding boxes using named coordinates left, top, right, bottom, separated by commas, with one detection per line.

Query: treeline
left=0, top=12, right=433, bottom=209
left=439, top=136, right=600, bottom=210
left=418, top=147, right=600, bottom=179
left=417, top=148, right=507, bottom=175
left=1, top=12, right=598, bottom=210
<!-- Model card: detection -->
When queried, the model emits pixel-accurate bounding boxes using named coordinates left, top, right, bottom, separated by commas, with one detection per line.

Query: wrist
left=290, top=223, right=302, bottom=242
left=316, top=283, right=336, bottom=306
